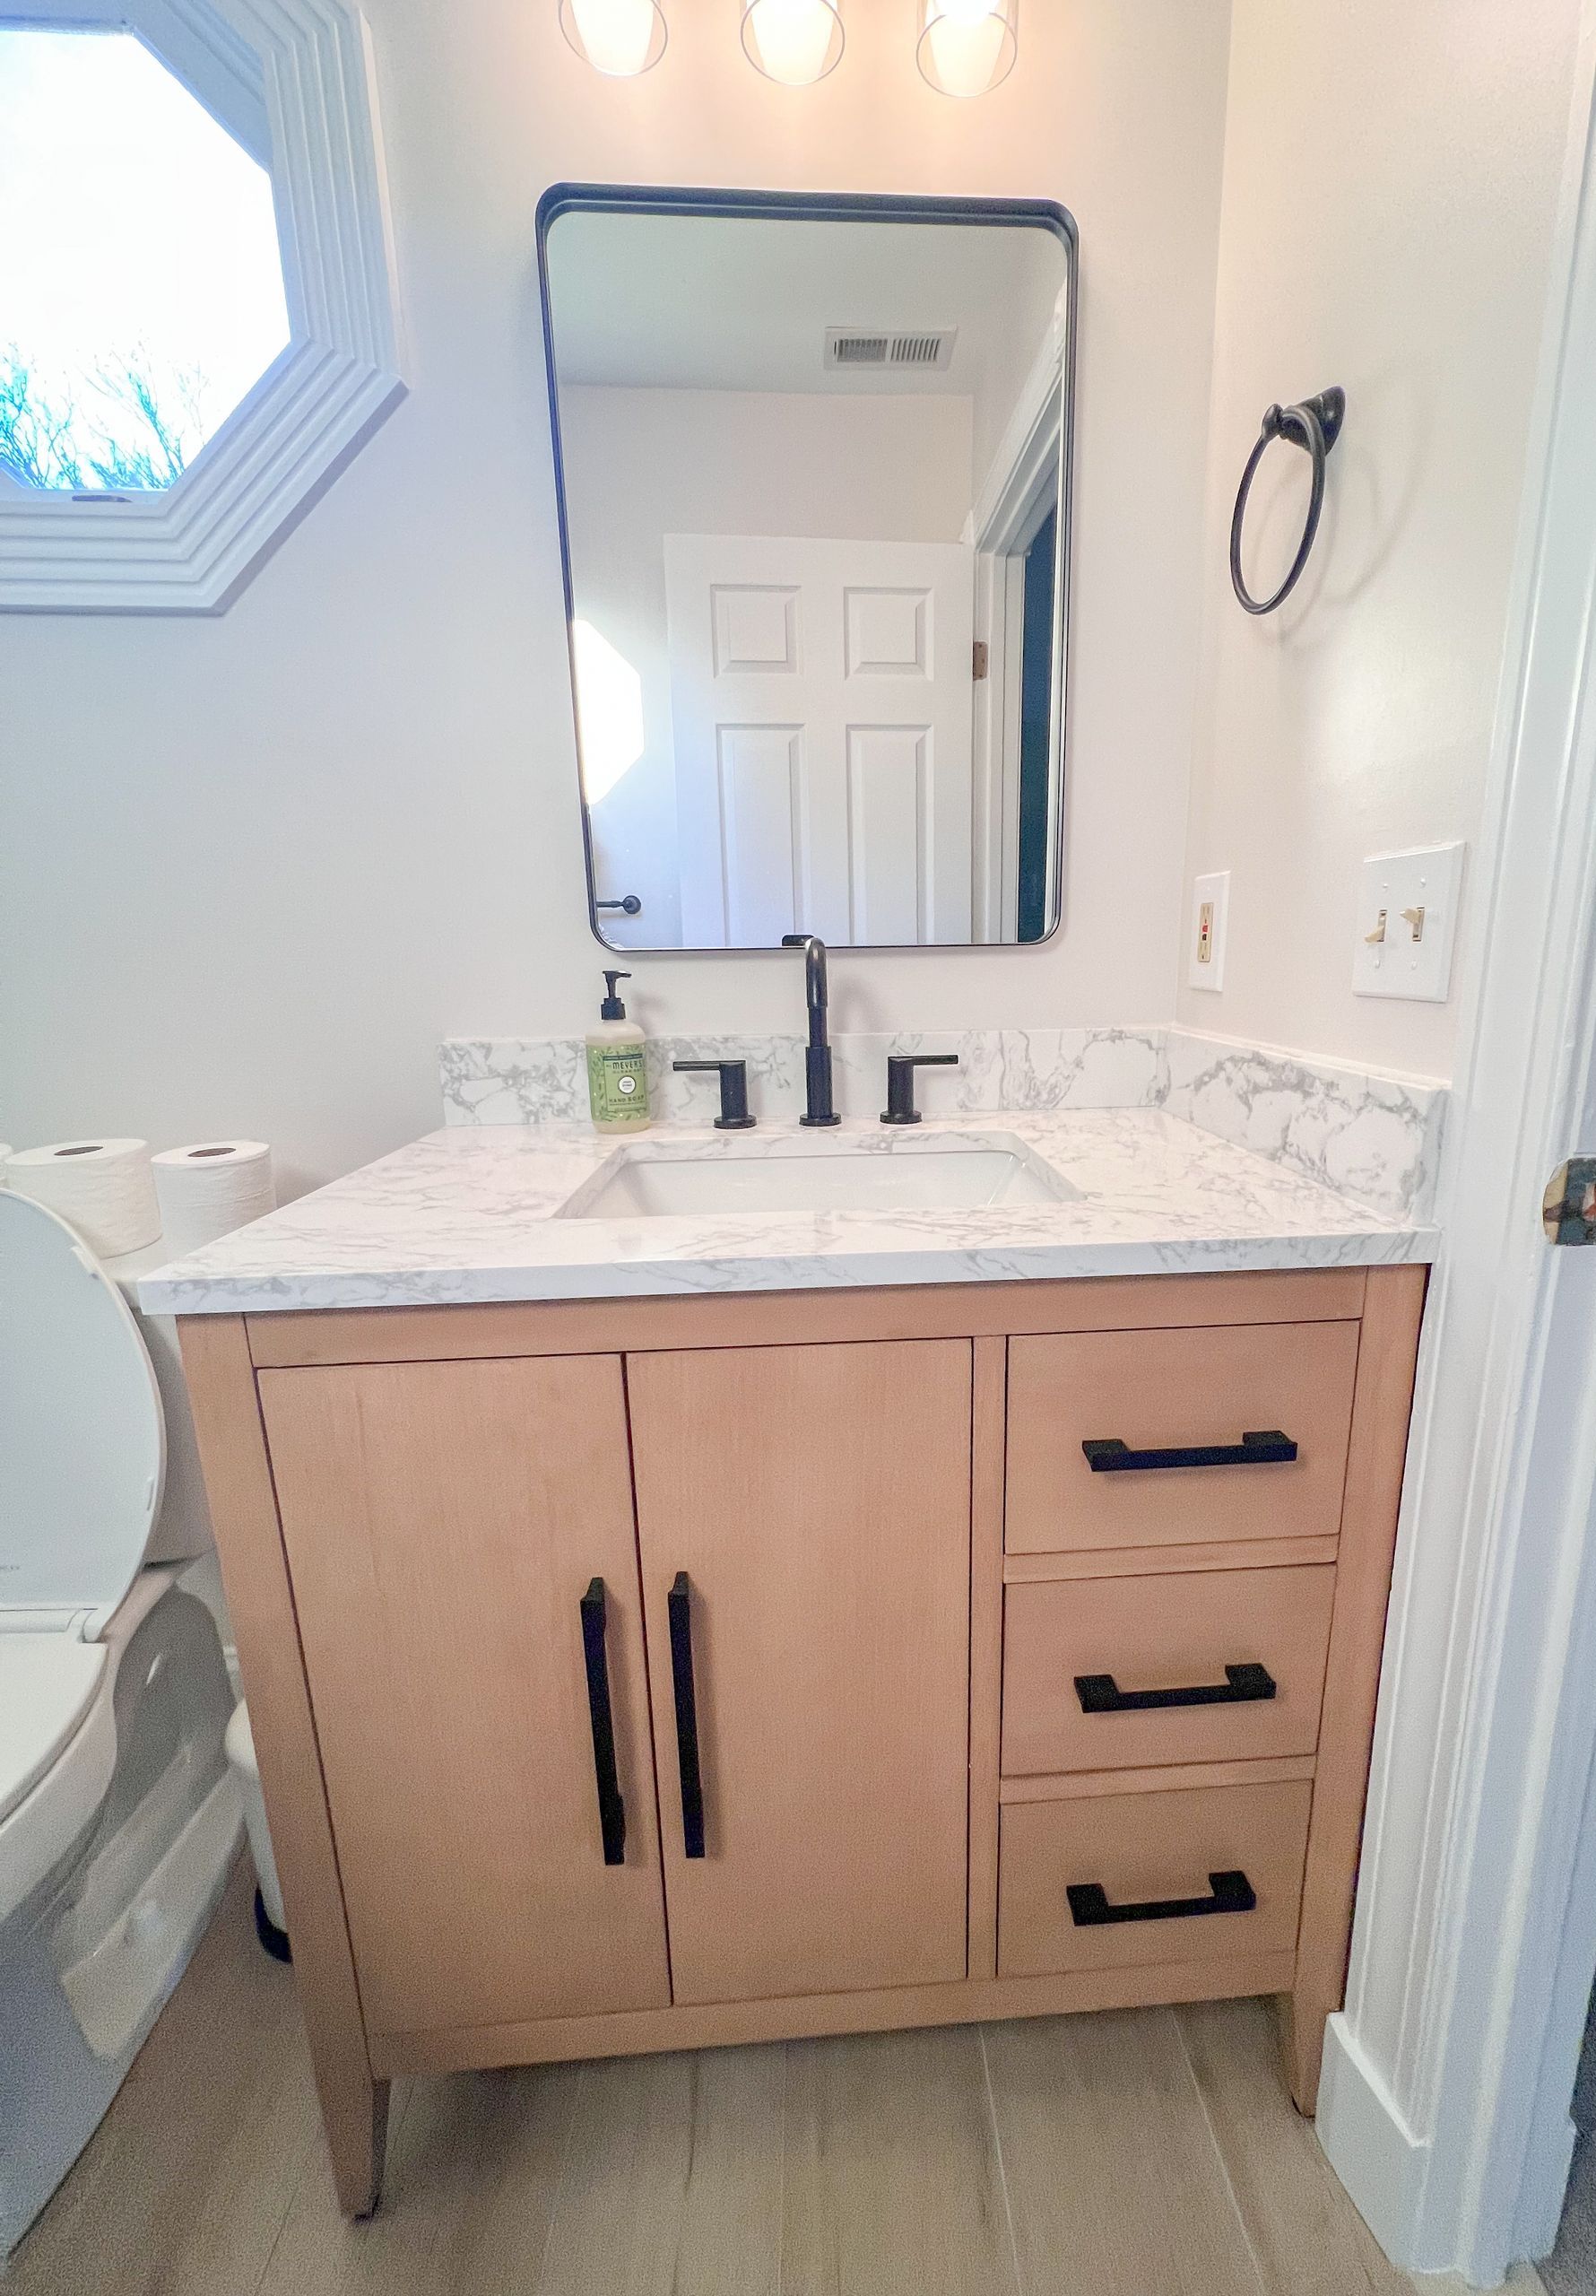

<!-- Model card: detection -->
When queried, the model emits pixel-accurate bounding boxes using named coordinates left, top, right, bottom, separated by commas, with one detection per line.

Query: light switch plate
left=1352, top=843, right=1465, bottom=1002
left=1189, top=871, right=1229, bottom=991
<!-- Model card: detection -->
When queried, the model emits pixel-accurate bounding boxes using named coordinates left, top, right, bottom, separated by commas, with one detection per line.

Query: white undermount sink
left=557, top=1133, right=1080, bottom=1220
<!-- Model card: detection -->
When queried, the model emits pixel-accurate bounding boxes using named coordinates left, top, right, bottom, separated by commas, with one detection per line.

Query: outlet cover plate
left=1353, top=843, right=1465, bottom=1002
left=1189, top=870, right=1230, bottom=992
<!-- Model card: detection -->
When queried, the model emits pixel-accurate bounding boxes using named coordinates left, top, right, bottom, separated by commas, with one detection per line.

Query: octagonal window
left=0, top=26, right=289, bottom=491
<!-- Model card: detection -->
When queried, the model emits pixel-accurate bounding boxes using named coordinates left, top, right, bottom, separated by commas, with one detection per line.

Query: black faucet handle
left=672, top=1058, right=756, bottom=1130
left=881, top=1053, right=960, bottom=1126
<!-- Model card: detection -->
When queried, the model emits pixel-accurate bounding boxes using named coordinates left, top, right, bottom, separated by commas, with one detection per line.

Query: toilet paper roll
left=152, top=1141, right=275, bottom=1256
left=4, top=1138, right=162, bottom=1257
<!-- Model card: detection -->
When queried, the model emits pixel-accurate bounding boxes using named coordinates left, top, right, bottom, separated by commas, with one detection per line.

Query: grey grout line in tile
left=776, top=2040, right=786, bottom=2296
left=529, top=2058, right=585, bottom=2296
left=977, top=2022, right=1027, bottom=2296
left=1171, top=2007, right=1271, bottom=2296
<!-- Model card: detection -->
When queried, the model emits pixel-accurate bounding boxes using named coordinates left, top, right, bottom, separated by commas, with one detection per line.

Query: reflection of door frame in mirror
left=533, top=181, right=1078, bottom=953
left=967, top=293, right=1071, bottom=944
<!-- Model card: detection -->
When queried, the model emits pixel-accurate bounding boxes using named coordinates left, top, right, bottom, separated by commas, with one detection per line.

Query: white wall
left=1177, top=0, right=1583, bottom=1078
left=0, top=0, right=1230, bottom=1193
left=563, top=384, right=974, bottom=947
left=968, top=231, right=1067, bottom=495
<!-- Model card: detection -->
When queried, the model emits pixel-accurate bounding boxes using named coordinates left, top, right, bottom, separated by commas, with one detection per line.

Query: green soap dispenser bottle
left=586, top=970, right=652, bottom=1134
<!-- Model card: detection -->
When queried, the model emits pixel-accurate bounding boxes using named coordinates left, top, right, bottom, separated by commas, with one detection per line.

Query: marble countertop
left=137, top=1110, right=1437, bottom=1317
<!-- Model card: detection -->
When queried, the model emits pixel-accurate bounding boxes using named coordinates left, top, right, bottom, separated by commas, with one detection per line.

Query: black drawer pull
left=1074, top=1662, right=1277, bottom=1715
left=1082, top=1429, right=1298, bottom=1474
left=1067, top=1869, right=1257, bottom=1926
left=667, top=1570, right=707, bottom=1859
left=579, top=1578, right=626, bottom=1866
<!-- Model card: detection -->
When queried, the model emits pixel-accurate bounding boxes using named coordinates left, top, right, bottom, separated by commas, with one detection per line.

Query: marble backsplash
left=441, top=1023, right=1445, bottom=1224
left=441, top=1026, right=1166, bottom=1128
left=1163, top=1031, right=1447, bottom=1227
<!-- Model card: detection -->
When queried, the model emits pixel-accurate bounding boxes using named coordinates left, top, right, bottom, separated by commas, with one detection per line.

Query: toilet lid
left=0, top=1191, right=164, bottom=1616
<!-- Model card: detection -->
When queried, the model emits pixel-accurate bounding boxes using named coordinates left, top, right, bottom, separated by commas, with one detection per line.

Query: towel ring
left=1229, top=387, right=1346, bottom=616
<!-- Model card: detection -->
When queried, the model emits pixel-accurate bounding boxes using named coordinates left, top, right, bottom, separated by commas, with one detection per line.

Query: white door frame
left=1315, top=20, right=1596, bottom=2282
left=969, top=317, right=1068, bottom=944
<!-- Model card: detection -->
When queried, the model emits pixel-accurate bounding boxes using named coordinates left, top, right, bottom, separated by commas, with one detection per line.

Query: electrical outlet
left=1352, top=844, right=1465, bottom=1002
left=1188, top=871, right=1229, bottom=991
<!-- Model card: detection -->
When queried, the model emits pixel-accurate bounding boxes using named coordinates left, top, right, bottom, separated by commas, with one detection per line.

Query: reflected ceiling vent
left=824, top=326, right=958, bottom=371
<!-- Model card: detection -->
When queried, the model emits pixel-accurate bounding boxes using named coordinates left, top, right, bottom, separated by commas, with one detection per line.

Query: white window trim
left=0, top=0, right=405, bottom=613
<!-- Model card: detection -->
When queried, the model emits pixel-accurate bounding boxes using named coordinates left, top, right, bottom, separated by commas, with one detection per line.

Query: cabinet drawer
left=1005, top=1321, right=1360, bottom=1554
left=1002, top=1564, right=1336, bottom=1776
left=997, top=1780, right=1312, bottom=1978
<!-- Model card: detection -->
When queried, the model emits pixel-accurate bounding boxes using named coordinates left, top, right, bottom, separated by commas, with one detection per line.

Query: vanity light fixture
left=741, top=0, right=844, bottom=86
left=915, top=0, right=1017, bottom=97
left=559, top=0, right=667, bottom=75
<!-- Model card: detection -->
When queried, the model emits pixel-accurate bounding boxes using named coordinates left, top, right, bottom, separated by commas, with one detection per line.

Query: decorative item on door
left=1543, top=1157, right=1596, bottom=1245
left=1229, top=387, right=1346, bottom=615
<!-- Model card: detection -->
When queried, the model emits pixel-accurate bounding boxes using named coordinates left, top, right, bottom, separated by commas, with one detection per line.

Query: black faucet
left=781, top=934, right=841, bottom=1126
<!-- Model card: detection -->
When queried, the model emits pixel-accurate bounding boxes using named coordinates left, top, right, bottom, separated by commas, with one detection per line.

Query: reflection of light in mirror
left=741, top=0, right=843, bottom=86
left=559, top=0, right=666, bottom=76
left=917, top=0, right=1017, bottom=98
left=572, top=619, right=646, bottom=804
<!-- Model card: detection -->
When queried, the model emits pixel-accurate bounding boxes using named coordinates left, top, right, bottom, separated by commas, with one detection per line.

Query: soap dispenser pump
left=586, top=970, right=652, bottom=1134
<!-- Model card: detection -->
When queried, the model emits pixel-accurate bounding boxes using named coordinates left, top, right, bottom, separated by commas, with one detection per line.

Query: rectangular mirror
left=538, top=186, right=1075, bottom=952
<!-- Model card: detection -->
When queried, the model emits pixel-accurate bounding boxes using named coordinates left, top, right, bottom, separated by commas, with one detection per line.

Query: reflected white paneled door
left=664, top=534, right=975, bottom=945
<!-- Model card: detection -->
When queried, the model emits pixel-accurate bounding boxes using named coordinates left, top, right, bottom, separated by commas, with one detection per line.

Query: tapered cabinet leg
left=1283, top=1989, right=1327, bottom=2116
left=325, top=2071, right=390, bottom=2218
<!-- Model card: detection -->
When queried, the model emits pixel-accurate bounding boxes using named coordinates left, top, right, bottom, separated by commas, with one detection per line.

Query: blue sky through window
left=0, top=27, right=290, bottom=491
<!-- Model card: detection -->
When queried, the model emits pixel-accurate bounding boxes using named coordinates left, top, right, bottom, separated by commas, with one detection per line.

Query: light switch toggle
left=1353, top=845, right=1464, bottom=1003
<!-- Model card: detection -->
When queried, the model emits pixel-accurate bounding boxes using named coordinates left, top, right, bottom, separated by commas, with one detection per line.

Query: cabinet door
left=628, top=1339, right=973, bottom=2005
left=259, top=1356, right=669, bottom=2039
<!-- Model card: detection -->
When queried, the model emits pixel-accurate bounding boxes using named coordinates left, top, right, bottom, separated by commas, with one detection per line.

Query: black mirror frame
left=534, top=181, right=1079, bottom=956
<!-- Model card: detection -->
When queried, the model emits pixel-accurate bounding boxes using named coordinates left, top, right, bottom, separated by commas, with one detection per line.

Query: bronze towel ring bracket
left=1229, top=386, right=1346, bottom=615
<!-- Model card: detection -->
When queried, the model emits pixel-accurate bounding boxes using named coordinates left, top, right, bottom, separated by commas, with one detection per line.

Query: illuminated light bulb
left=741, top=0, right=845, bottom=86
left=916, top=0, right=1017, bottom=98
left=559, top=0, right=667, bottom=76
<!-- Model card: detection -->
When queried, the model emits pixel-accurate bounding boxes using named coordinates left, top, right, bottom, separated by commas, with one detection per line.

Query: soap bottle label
left=588, top=1043, right=649, bottom=1126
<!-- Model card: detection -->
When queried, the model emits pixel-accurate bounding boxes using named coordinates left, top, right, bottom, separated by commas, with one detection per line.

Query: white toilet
left=0, top=1190, right=241, bottom=2255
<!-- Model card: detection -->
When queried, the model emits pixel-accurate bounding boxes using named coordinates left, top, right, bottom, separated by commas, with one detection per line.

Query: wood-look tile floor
left=4, top=1865, right=1511, bottom=2296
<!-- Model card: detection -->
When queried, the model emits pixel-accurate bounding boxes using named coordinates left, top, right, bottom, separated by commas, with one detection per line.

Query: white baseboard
left=1317, top=2012, right=1433, bottom=2269
left=1514, top=2109, right=1577, bottom=2272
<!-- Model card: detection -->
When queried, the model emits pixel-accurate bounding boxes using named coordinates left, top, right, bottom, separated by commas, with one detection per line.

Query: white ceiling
left=544, top=211, right=1066, bottom=401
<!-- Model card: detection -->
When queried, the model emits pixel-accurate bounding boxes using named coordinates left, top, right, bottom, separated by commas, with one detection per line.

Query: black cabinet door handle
left=1067, top=1869, right=1257, bottom=1926
left=579, top=1578, right=626, bottom=1866
left=666, top=1571, right=707, bottom=1859
left=1074, top=1662, right=1277, bottom=1715
left=1081, top=1429, right=1298, bottom=1473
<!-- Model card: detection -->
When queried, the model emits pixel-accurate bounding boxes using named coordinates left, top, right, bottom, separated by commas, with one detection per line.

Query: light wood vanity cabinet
left=256, top=1355, right=670, bottom=2034
left=179, top=1264, right=1426, bottom=2217
left=628, top=1341, right=973, bottom=2006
